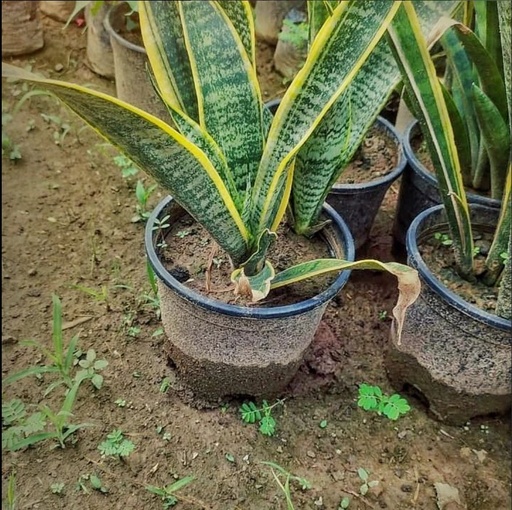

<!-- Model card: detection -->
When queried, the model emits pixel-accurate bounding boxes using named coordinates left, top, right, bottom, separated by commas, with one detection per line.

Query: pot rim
left=145, top=196, right=355, bottom=319
left=406, top=203, right=511, bottom=331
left=104, top=3, right=146, bottom=55
left=330, top=116, right=407, bottom=192
left=403, top=120, right=501, bottom=207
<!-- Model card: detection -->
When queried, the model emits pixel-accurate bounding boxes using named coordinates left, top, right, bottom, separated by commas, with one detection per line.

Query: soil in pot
left=158, top=211, right=339, bottom=307
left=386, top=204, right=511, bottom=425
left=326, top=118, right=404, bottom=250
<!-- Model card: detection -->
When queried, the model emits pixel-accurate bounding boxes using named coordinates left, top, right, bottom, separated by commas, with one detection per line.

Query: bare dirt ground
left=2, top=12, right=511, bottom=510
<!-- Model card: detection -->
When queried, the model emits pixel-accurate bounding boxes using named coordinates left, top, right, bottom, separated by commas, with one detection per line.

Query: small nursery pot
left=104, top=4, right=170, bottom=121
left=386, top=204, right=512, bottom=425
left=265, top=100, right=405, bottom=250
left=392, top=121, right=501, bottom=246
left=145, top=196, right=355, bottom=403
left=325, top=116, right=406, bottom=250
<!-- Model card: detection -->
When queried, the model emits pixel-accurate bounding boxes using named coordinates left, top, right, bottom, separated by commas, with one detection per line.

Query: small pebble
left=54, top=63, right=64, bottom=72
left=28, top=268, right=37, bottom=276
left=307, top=450, right=316, bottom=459
left=401, top=484, right=413, bottom=493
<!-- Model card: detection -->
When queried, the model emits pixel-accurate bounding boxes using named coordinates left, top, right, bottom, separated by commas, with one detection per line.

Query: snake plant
left=2, top=0, right=427, bottom=336
left=387, top=1, right=511, bottom=319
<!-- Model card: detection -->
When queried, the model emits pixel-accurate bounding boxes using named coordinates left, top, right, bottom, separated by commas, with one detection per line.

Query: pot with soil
left=2, top=1, right=44, bottom=57
left=266, top=100, right=406, bottom=250
left=145, top=196, right=355, bottom=402
left=392, top=121, right=502, bottom=247
left=103, top=2, right=170, bottom=120
left=84, top=1, right=115, bottom=79
left=386, top=204, right=512, bottom=424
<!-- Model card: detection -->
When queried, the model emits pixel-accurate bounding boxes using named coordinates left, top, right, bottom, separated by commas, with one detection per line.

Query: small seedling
left=98, top=429, right=135, bottom=459
left=240, top=399, right=285, bottom=436
left=50, top=482, right=65, bottom=495
left=152, top=215, right=170, bottom=249
left=75, top=349, right=108, bottom=389
left=378, top=310, right=388, bottom=321
left=319, top=420, right=328, bottom=429
left=89, top=474, right=108, bottom=494
left=434, top=232, right=453, bottom=246
left=159, top=377, right=171, bottom=393
left=115, top=398, right=127, bottom=408
left=2, top=295, right=99, bottom=395
left=40, top=113, right=71, bottom=146
left=261, top=461, right=311, bottom=510
left=3, top=374, right=93, bottom=450
left=357, top=468, right=379, bottom=496
left=176, top=229, right=190, bottom=239
left=3, top=471, right=17, bottom=510
left=113, top=153, right=139, bottom=179
left=73, top=284, right=110, bottom=309
left=132, top=180, right=158, bottom=222
left=357, top=384, right=411, bottom=421
left=339, top=496, right=351, bottom=509
left=146, top=476, right=195, bottom=509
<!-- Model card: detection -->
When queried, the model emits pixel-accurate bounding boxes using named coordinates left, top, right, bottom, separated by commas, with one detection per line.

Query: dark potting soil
left=412, top=136, right=493, bottom=200
left=336, top=124, right=398, bottom=185
left=159, top=213, right=340, bottom=307
left=420, top=231, right=500, bottom=314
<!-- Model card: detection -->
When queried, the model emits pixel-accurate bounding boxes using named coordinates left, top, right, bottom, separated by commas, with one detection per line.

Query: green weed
left=240, top=399, right=285, bottom=436
left=357, top=384, right=410, bottom=421
left=146, top=476, right=195, bottom=509
left=98, top=429, right=135, bottom=459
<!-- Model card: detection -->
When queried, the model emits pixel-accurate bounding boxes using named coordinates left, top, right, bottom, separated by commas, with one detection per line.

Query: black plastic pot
left=265, top=100, right=405, bottom=250
left=104, top=4, right=170, bottom=121
left=145, top=196, right=355, bottom=403
left=392, top=120, right=501, bottom=246
left=386, top=203, right=511, bottom=425
left=326, top=116, right=406, bottom=249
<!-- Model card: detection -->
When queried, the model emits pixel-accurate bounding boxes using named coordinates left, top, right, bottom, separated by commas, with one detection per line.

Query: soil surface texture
left=2, top=11, right=511, bottom=510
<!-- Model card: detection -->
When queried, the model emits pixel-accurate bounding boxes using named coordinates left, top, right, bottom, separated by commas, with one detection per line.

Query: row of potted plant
left=3, top=0, right=510, bottom=424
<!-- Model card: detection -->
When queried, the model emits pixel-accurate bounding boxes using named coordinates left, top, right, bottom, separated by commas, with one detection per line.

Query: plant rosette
left=386, top=204, right=512, bottom=425
left=145, top=196, right=355, bottom=402
left=393, top=121, right=502, bottom=247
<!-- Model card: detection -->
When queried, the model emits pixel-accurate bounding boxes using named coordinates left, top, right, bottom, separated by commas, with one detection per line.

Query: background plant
left=387, top=1, right=511, bottom=319
left=98, top=429, right=135, bottom=459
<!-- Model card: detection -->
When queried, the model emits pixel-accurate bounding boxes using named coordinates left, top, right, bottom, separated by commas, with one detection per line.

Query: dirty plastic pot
left=265, top=100, right=405, bottom=249
left=386, top=203, right=512, bottom=425
left=392, top=121, right=501, bottom=246
left=145, top=196, right=355, bottom=403
left=104, top=4, right=170, bottom=121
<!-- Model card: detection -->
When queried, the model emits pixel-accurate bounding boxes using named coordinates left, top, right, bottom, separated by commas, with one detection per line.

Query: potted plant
left=385, top=1, right=511, bottom=424
left=277, top=0, right=462, bottom=249
left=2, top=0, right=423, bottom=403
left=392, top=1, right=506, bottom=246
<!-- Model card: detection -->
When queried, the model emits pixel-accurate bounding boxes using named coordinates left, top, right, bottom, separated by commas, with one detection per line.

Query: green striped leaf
left=270, top=259, right=421, bottom=344
left=1, top=63, right=250, bottom=264
left=484, top=166, right=511, bottom=285
left=139, top=1, right=199, bottom=121
left=291, top=1, right=461, bottom=234
left=217, top=1, right=256, bottom=66
left=441, top=27, right=481, bottom=172
left=447, top=23, right=508, bottom=121
left=473, top=1, right=504, bottom=79
left=251, top=0, right=401, bottom=235
left=472, top=85, right=510, bottom=199
left=179, top=1, right=264, bottom=199
left=388, top=3, right=474, bottom=277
